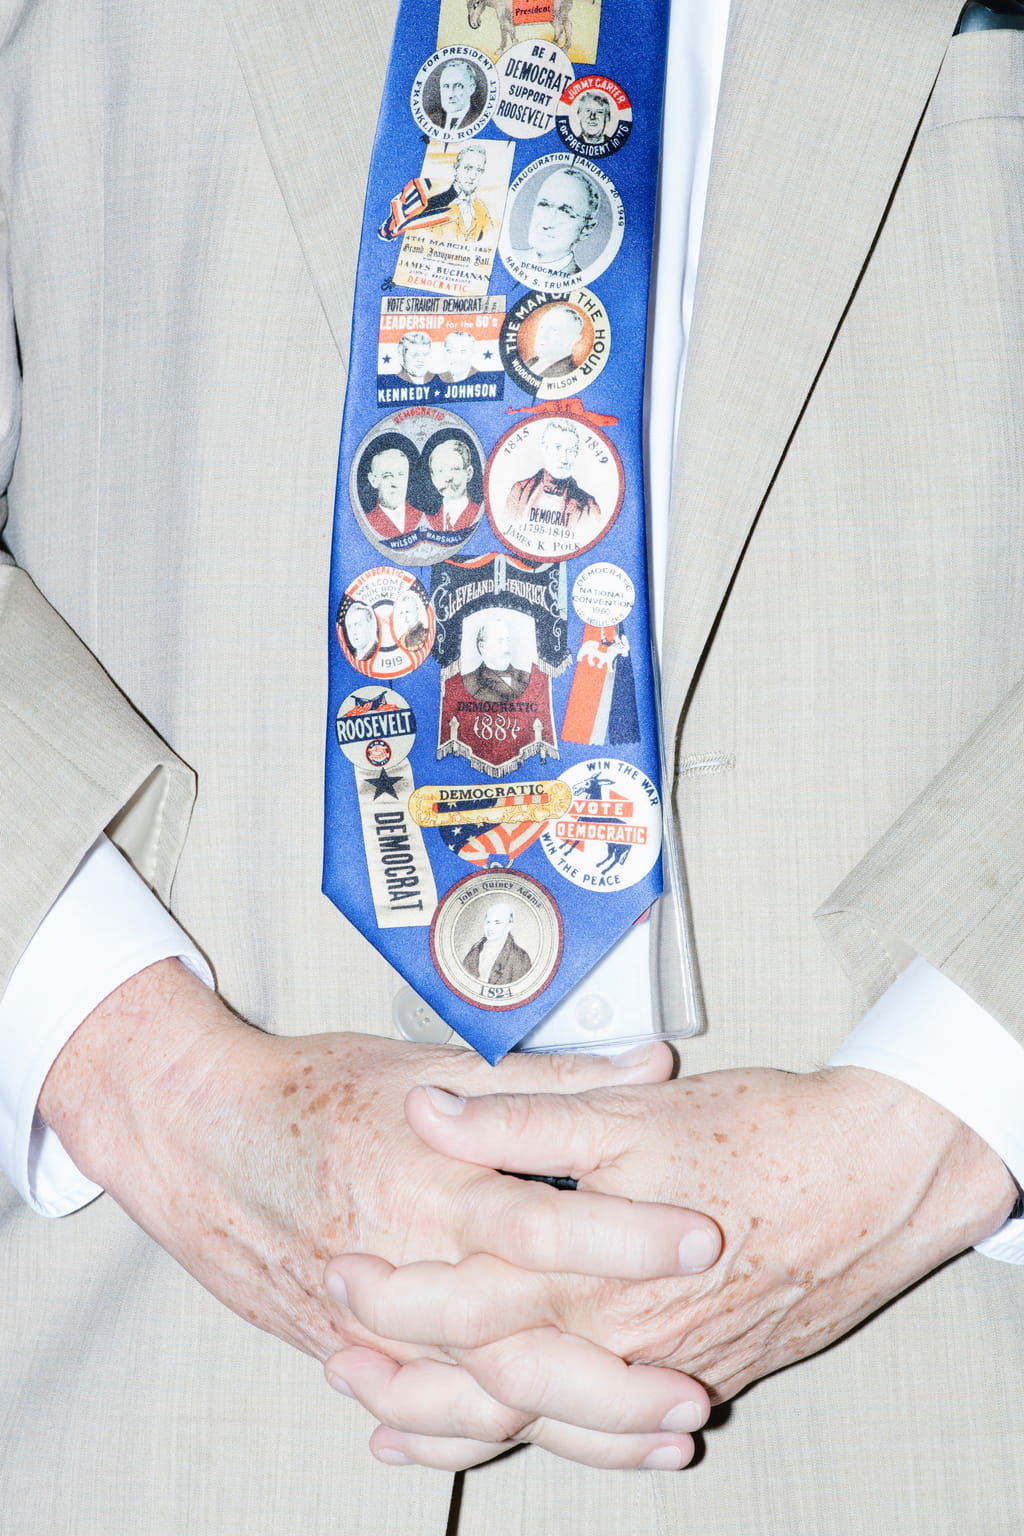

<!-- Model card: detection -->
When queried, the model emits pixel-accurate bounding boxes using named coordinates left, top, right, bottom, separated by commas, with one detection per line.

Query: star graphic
left=381, top=352, right=392, bottom=365
left=368, top=766, right=403, bottom=800
left=483, top=349, right=493, bottom=359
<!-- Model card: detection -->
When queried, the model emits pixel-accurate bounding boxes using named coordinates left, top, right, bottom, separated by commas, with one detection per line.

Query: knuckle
left=441, top=1269, right=496, bottom=1349
left=478, top=1340, right=549, bottom=1415
left=465, top=1398, right=526, bottom=1444
left=501, top=1184, right=559, bottom=1267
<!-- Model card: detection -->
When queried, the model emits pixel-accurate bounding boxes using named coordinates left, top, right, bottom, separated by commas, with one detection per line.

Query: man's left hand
left=325, top=1065, right=1015, bottom=1467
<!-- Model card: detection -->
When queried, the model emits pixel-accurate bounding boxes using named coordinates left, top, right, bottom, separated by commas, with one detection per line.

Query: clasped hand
left=39, top=960, right=720, bottom=1467
left=324, top=1064, right=1015, bottom=1470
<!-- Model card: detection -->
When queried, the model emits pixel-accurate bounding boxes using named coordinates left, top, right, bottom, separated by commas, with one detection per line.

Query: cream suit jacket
left=1, top=1, right=1023, bottom=1532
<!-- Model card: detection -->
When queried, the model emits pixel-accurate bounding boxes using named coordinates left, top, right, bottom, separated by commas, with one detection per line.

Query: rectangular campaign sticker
left=377, top=295, right=505, bottom=408
left=392, top=140, right=514, bottom=299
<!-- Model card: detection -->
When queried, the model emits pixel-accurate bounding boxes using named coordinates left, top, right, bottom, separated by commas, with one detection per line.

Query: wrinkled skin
left=324, top=1065, right=1015, bottom=1467
left=39, top=958, right=717, bottom=1367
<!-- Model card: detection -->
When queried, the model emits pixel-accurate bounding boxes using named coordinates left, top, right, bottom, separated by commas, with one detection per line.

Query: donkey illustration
left=466, top=0, right=579, bottom=55
left=563, top=770, right=635, bottom=877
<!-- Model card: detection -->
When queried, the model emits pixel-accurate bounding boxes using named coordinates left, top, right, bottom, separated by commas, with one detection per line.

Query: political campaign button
left=336, top=568, right=435, bottom=680
left=555, top=75, right=632, bottom=159
left=377, top=295, right=505, bottom=410
left=410, top=46, right=498, bottom=142
left=414, top=776, right=572, bottom=870
left=335, top=685, right=417, bottom=770
left=430, top=869, right=563, bottom=1010
left=493, top=39, right=573, bottom=138
left=349, top=407, right=486, bottom=566
left=409, top=777, right=571, bottom=827
left=499, top=153, right=624, bottom=297
left=571, top=562, right=635, bottom=626
left=485, top=410, right=623, bottom=562
left=499, top=288, right=610, bottom=400
left=540, top=757, right=661, bottom=891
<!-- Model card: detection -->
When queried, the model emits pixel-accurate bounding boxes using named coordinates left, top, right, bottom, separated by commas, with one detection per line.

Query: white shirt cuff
left=828, top=956, right=1024, bottom=1263
left=0, top=834, right=212, bottom=1216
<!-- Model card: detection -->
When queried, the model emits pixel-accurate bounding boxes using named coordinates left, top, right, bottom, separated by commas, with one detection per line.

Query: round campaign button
left=571, top=562, right=635, bottom=626
left=499, top=153, right=624, bottom=297
left=485, top=410, right=624, bottom=562
left=336, top=568, right=435, bottom=680
left=555, top=75, right=633, bottom=159
left=410, top=46, right=498, bottom=142
left=348, top=407, right=486, bottom=567
left=492, top=39, right=574, bottom=139
left=499, top=288, right=610, bottom=400
left=335, top=685, right=417, bottom=770
left=430, top=869, right=563, bottom=1010
left=539, top=757, right=662, bottom=892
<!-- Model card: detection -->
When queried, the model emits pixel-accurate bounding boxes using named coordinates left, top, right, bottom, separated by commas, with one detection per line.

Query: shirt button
left=575, top=994, right=614, bottom=1033
left=392, top=987, right=454, bottom=1045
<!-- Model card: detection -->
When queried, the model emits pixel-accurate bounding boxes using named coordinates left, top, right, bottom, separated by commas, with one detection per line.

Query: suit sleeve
left=0, top=201, right=196, bottom=1000
left=816, top=676, right=1024, bottom=1048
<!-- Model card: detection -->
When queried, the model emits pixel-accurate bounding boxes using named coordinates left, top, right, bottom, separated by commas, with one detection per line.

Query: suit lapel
left=217, top=0, right=398, bottom=361
left=661, top=0, right=964, bottom=737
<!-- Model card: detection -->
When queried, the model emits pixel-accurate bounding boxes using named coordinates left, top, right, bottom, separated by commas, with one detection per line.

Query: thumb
left=405, top=1082, right=614, bottom=1180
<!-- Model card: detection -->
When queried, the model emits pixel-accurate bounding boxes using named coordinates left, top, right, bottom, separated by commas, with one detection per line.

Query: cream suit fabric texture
left=1, top=0, right=1023, bottom=1532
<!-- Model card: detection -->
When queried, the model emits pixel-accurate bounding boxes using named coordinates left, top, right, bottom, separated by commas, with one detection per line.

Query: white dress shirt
left=1, top=0, right=1021, bottom=1260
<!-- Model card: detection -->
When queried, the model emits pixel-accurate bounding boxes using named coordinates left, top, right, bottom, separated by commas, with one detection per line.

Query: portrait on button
left=349, top=409, right=486, bottom=565
left=462, top=899, right=532, bottom=983
left=336, top=567, right=435, bottom=680
left=336, top=593, right=381, bottom=670
left=411, top=48, right=497, bottom=141
left=421, top=430, right=485, bottom=543
left=555, top=76, right=633, bottom=159
left=429, top=869, right=564, bottom=1012
left=500, top=288, right=610, bottom=399
left=486, top=412, right=623, bottom=561
left=499, top=154, right=623, bottom=296
left=351, top=432, right=426, bottom=555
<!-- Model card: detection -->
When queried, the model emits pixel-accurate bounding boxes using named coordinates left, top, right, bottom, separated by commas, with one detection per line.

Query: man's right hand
left=37, top=958, right=720, bottom=1372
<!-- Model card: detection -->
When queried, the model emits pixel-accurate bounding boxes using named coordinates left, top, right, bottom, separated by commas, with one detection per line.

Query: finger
left=451, top=1040, right=676, bottom=1096
left=327, top=1254, right=548, bottom=1347
left=405, top=1082, right=612, bottom=1178
left=459, top=1327, right=710, bottom=1436
left=405, top=1090, right=722, bottom=1278
left=326, top=1320, right=709, bottom=1439
left=325, top=1345, right=528, bottom=1443
left=369, top=1422, right=697, bottom=1473
left=369, top=1425, right=516, bottom=1471
left=331, top=1167, right=718, bottom=1291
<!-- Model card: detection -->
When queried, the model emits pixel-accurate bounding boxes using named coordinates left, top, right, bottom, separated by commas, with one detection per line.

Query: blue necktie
left=325, top=0, right=669, bottom=1062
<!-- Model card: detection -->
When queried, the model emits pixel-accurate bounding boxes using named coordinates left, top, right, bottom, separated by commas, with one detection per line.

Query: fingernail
left=610, top=1045, right=652, bottom=1067
left=424, top=1085, right=466, bottom=1115
left=374, top=1447, right=412, bottom=1466
left=642, top=1446, right=685, bottom=1471
left=678, top=1227, right=719, bottom=1273
left=325, top=1271, right=349, bottom=1307
left=327, top=1373, right=355, bottom=1399
left=660, top=1401, right=704, bottom=1434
